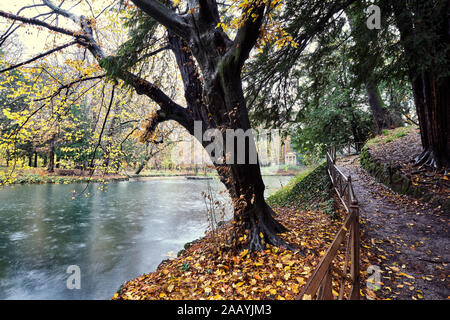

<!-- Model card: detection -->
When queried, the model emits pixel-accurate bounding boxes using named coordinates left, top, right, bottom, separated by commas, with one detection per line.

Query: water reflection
left=0, top=176, right=291, bottom=299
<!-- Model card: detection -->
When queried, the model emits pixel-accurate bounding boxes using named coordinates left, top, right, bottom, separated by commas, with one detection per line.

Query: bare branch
left=0, top=10, right=89, bottom=41
left=33, top=74, right=105, bottom=102
left=137, top=45, right=171, bottom=62
left=42, top=0, right=80, bottom=24
left=95, top=1, right=117, bottom=19
left=0, top=41, right=78, bottom=74
left=89, top=85, right=116, bottom=171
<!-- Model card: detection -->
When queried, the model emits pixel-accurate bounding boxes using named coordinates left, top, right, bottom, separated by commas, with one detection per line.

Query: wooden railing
left=299, top=143, right=362, bottom=300
left=327, top=142, right=365, bottom=163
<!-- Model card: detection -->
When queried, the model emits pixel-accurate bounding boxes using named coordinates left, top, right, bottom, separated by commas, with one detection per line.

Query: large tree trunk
left=164, top=25, right=291, bottom=250
left=392, top=0, right=450, bottom=170
left=201, top=69, right=290, bottom=250
left=410, top=72, right=450, bottom=169
left=217, top=163, right=289, bottom=251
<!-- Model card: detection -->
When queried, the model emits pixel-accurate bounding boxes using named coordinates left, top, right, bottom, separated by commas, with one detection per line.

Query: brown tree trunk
left=47, top=137, right=55, bottom=173
left=200, top=71, right=290, bottom=250
left=33, top=151, right=38, bottom=168
left=164, top=27, right=291, bottom=250
left=411, top=71, right=450, bottom=169
left=217, top=163, right=289, bottom=251
left=365, top=80, right=401, bottom=134
left=135, top=162, right=145, bottom=175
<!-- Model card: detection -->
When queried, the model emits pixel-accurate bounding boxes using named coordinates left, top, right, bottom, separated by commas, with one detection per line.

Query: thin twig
left=0, top=41, right=78, bottom=74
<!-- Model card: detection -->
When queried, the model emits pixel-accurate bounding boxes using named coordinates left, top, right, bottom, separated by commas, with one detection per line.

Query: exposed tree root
left=233, top=202, right=302, bottom=254
left=414, top=149, right=448, bottom=173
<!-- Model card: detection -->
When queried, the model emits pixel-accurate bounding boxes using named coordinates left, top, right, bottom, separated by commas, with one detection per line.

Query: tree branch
left=119, top=70, right=194, bottom=130
left=42, top=0, right=80, bottom=24
left=130, top=0, right=191, bottom=40
left=89, top=84, right=116, bottom=171
left=0, top=3, right=193, bottom=132
left=0, top=41, right=78, bottom=74
left=229, top=3, right=266, bottom=71
left=33, top=74, right=105, bottom=102
left=0, top=10, right=89, bottom=41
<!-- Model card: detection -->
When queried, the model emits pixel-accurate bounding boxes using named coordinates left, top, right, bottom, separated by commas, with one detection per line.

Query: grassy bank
left=0, top=167, right=129, bottom=185
left=267, top=162, right=335, bottom=218
left=0, top=166, right=297, bottom=186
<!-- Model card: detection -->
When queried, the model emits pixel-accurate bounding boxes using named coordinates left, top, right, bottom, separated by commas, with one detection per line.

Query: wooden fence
left=299, top=142, right=363, bottom=300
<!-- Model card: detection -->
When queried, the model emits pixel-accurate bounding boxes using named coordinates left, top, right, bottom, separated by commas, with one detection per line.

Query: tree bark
left=164, top=15, right=290, bottom=250
left=197, top=70, right=290, bottom=250
left=410, top=71, right=450, bottom=169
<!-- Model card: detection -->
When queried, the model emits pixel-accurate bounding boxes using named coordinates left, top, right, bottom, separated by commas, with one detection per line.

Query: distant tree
left=345, top=1, right=405, bottom=134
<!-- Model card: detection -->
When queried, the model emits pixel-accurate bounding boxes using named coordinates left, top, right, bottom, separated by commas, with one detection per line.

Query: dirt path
left=337, top=156, right=449, bottom=300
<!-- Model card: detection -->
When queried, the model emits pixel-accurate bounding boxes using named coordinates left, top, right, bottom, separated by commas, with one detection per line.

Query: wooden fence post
left=318, top=267, right=333, bottom=300
left=349, top=200, right=360, bottom=300
left=331, top=146, right=336, bottom=164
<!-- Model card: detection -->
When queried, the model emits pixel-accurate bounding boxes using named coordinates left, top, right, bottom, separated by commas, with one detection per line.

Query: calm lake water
left=0, top=175, right=292, bottom=300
